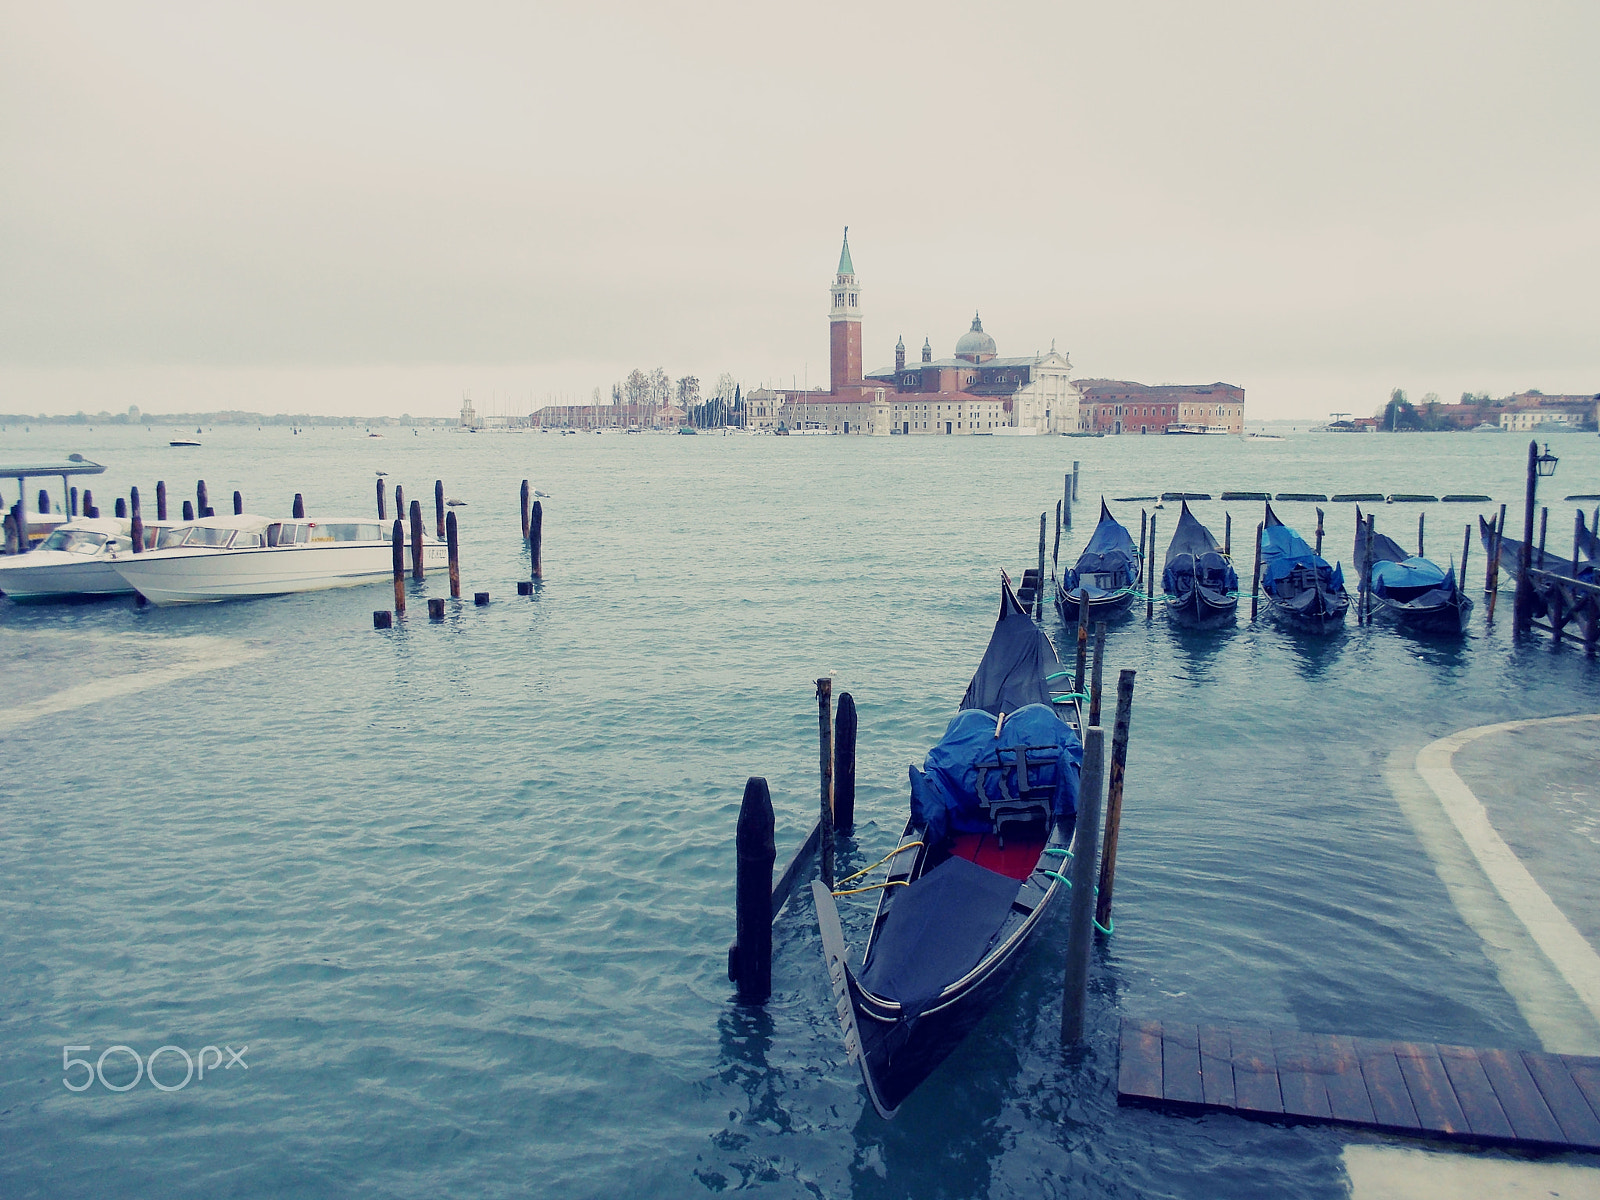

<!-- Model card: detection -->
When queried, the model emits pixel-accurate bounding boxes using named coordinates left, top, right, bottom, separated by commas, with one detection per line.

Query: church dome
left=955, top=313, right=997, bottom=362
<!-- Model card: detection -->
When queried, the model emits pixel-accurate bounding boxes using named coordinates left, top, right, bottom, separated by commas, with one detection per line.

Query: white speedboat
left=0, top=518, right=137, bottom=600
left=111, top=514, right=448, bottom=606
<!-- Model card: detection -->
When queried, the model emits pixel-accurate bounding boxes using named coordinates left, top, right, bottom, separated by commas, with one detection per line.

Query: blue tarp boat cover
left=910, top=704, right=1081, bottom=845
left=1067, top=502, right=1139, bottom=596
left=1260, top=520, right=1345, bottom=596
left=1371, top=557, right=1449, bottom=594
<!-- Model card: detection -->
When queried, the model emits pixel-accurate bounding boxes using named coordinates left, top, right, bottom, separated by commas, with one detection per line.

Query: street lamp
left=1514, top=440, right=1560, bottom=631
left=1536, top=443, right=1560, bottom=478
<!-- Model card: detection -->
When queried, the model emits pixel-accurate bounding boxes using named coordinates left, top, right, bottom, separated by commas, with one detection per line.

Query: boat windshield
left=156, top=528, right=192, bottom=548
left=187, top=527, right=235, bottom=548
left=306, top=522, right=384, bottom=542
left=39, top=530, right=109, bottom=555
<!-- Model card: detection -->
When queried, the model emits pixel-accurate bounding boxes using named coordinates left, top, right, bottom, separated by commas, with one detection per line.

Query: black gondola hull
left=1055, top=583, right=1136, bottom=622
left=1372, top=592, right=1473, bottom=634
left=1164, top=585, right=1237, bottom=627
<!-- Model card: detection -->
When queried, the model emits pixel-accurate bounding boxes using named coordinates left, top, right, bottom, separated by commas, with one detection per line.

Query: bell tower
left=829, top=228, right=862, bottom=392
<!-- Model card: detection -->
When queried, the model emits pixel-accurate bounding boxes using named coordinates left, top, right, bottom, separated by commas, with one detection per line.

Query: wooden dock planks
left=1118, top=1018, right=1600, bottom=1153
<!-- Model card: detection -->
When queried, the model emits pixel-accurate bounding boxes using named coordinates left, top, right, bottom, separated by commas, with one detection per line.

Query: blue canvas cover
left=1067, top=502, right=1139, bottom=597
left=910, top=704, right=1081, bottom=845
left=1259, top=521, right=1345, bottom=596
left=1371, top=557, right=1448, bottom=594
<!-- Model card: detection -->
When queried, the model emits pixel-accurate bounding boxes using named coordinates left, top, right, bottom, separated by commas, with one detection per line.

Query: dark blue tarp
left=910, top=704, right=1081, bottom=846
left=1066, top=502, right=1139, bottom=596
left=1260, top=521, right=1345, bottom=596
left=1371, top=557, right=1448, bottom=593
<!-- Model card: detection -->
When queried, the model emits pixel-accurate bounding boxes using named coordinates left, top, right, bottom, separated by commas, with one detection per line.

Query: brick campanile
left=828, top=228, right=862, bottom=392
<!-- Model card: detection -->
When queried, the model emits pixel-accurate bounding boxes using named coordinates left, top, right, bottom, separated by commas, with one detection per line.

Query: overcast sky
left=2, top=1, right=1596, bottom=419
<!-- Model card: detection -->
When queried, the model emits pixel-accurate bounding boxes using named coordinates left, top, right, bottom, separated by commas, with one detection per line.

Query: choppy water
left=2, top=423, right=1598, bottom=1198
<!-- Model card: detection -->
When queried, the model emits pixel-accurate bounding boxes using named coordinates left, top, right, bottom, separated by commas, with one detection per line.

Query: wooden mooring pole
left=70, top=486, right=78, bottom=516
left=1224, top=512, right=1231, bottom=558
left=1315, top=507, right=1324, bottom=556
left=834, top=692, right=857, bottom=835
left=1036, top=513, right=1047, bottom=620
left=1064, top=471, right=1073, bottom=529
left=1088, top=621, right=1107, bottom=727
left=1073, top=461, right=1080, bottom=502
left=1054, top=500, right=1061, bottom=569
left=181, top=499, right=194, bottom=521
left=197, top=479, right=209, bottom=518
left=156, top=480, right=167, bottom=521
left=1250, top=522, right=1264, bottom=620
left=377, top=478, right=387, bottom=520
left=435, top=479, right=446, bottom=540
left=129, top=487, right=143, bottom=553
left=1514, top=440, right=1538, bottom=633
left=1461, top=524, right=1471, bottom=592
left=1364, top=514, right=1376, bottom=624
left=1074, top=591, right=1089, bottom=695
left=114, top=497, right=126, bottom=519
left=1418, top=512, right=1426, bottom=557
left=233, top=490, right=243, bottom=516
left=520, top=480, right=530, bottom=540
left=293, top=493, right=305, bottom=519
left=728, top=777, right=776, bottom=1003
left=409, top=499, right=424, bottom=581
left=529, top=500, right=544, bottom=577
left=446, top=510, right=461, bottom=599
left=391, top=519, right=406, bottom=615
left=1062, top=723, right=1106, bottom=1045
left=1096, top=669, right=1137, bottom=934
left=394, top=483, right=404, bottom=514
left=1146, top=513, right=1156, bottom=621
left=816, top=677, right=835, bottom=890
left=1487, top=504, right=1507, bottom=621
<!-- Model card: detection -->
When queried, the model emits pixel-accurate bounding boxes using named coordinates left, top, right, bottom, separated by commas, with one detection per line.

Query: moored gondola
left=813, top=576, right=1083, bottom=1118
left=1354, top=508, right=1472, bottom=634
left=1055, top=500, right=1139, bottom=622
left=1161, top=501, right=1238, bottom=627
left=1258, top=503, right=1349, bottom=633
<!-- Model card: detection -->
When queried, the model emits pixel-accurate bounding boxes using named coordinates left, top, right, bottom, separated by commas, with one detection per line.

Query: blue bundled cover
left=910, top=704, right=1081, bottom=845
left=1259, top=522, right=1345, bottom=594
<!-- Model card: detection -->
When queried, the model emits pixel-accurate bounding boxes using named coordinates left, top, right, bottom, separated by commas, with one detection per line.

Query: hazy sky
left=2, top=1, right=1596, bottom=418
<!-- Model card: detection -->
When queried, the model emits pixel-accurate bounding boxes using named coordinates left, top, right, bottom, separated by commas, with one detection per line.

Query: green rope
left=1051, top=692, right=1089, bottom=705
left=1041, top=869, right=1115, bottom=936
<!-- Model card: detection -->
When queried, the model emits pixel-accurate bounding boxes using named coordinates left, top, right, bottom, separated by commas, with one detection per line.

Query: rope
left=835, top=841, right=923, bottom=888
left=1041, top=869, right=1115, bottom=935
left=1051, top=692, right=1089, bottom=705
left=831, top=880, right=909, bottom=897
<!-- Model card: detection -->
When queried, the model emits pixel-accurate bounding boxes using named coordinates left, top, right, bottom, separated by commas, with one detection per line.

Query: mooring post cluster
left=729, top=682, right=859, bottom=1006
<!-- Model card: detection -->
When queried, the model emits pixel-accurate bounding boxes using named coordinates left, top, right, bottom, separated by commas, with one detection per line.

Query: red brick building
left=1076, top=380, right=1245, bottom=435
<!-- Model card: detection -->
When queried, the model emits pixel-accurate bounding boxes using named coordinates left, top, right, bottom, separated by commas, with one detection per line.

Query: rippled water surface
left=2, top=425, right=1598, bottom=1198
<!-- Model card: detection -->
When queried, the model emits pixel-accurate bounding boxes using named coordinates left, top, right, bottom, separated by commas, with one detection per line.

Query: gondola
left=1161, top=501, right=1238, bottom=627
left=813, top=576, right=1083, bottom=1119
left=1055, top=500, right=1139, bottom=621
left=1354, top=507, right=1472, bottom=634
left=1477, top=514, right=1595, bottom=620
left=1257, top=503, right=1349, bottom=633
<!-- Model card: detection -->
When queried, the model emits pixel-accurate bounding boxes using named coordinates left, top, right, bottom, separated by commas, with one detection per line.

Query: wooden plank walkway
left=1118, top=1018, right=1600, bottom=1152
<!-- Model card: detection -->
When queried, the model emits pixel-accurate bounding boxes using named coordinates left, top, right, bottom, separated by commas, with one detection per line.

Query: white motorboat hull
left=0, top=555, right=132, bottom=600
left=113, top=542, right=449, bottom=606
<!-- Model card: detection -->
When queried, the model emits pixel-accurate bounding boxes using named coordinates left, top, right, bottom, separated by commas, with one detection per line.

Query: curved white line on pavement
left=1415, top=714, right=1600, bottom=1029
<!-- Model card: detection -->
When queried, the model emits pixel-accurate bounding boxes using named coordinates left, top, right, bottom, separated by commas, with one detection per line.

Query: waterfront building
left=1076, top=380, right=1246, bottom=435
left=765, top=232, right=1082, bottom=435
left=1497, top=392, right=1598, bottom=432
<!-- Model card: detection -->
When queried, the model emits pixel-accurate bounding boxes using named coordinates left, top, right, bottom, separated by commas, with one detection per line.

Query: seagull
left=445, top=498, right=466, bottom=507
left=376, top=471, right=388, bottom=476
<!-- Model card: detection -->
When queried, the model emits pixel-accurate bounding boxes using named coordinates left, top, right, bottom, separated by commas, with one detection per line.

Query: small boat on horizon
left=1056, top=500, right=1140, bottom=621
left=814, top=576, right=1083, bottom=1118
left=1162, top=502, right=1238, bottom=627
left=1258, top=503, right=1350, bottom=633
left=111, top=514, right=447, bottom=606
left=1355, top=507, right=1472, bottom=634
left=170, top=439, right=201, bottom=447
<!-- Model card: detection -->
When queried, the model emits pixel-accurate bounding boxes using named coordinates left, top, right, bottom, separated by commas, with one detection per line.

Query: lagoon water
left=2, top=423, right=1598, bottom=1198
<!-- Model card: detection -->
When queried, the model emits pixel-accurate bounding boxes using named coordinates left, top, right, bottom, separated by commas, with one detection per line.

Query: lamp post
left=1514, top=441, right=1560, bottom=632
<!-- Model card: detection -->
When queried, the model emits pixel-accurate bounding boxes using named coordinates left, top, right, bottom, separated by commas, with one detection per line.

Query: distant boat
left=1258, top=503, right=1349, bottom=632
left=1164, top=423, right=1229, bottom=435
left=677, top=427, right=698, bottom=435
left=169, top=439, right=201, bottom=447
left=368, top=433, right=383, bottom=438
left=1056, top=501, right=1140, bottom=621
left=1473, top=422, right=1502, bottom=432
left=1162, top=502, right=1238, bottom=627
left=1354, top=507, right=1472, bottom=634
